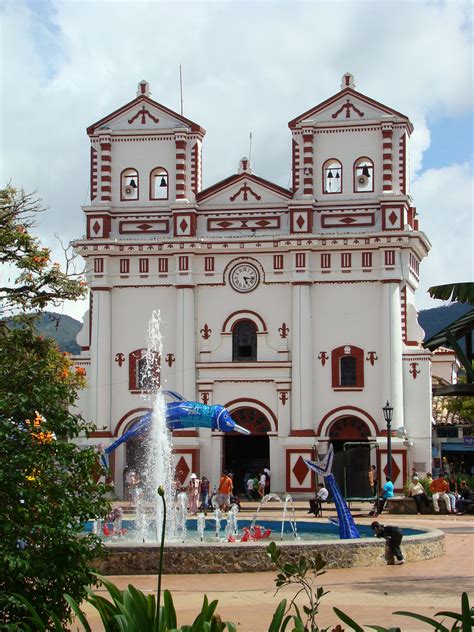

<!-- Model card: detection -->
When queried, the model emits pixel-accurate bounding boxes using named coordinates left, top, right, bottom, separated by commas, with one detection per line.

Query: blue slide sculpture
left=103, top=391, right=250, bottom=463
left=304, top=445, right=360, bottom=540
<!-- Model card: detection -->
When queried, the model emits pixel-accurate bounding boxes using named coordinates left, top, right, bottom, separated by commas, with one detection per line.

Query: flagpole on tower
left=179, top=64, right=184, bottom=116
left=248, top=132, right=253, bottom=161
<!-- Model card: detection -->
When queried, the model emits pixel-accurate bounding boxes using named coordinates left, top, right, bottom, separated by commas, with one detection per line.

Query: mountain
left=31, top=303, right=471, bottom=355
left=418, top=302, right=472, bottom=343
left=34, top=312, right=83, bottom=354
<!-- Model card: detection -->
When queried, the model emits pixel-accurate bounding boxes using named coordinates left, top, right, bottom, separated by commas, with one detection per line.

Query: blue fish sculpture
left=103, top=391, right=250, bottom=462
left=304, top=445, right=360, bottom=540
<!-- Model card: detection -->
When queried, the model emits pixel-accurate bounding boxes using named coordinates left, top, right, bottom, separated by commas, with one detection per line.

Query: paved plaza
left=81, top=505, right=474, bottom=630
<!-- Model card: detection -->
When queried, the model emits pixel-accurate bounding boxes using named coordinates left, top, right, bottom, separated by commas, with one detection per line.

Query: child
left=371, top=521, right=405, bottom=564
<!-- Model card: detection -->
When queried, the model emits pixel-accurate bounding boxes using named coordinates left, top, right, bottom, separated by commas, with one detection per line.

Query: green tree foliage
left=0, top=186, right=86, bottom=317
left=0, top=186, right=110, bottom=626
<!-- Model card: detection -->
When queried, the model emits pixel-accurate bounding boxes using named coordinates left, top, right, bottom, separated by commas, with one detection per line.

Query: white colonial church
left=73, top=73, right=432, bottom=498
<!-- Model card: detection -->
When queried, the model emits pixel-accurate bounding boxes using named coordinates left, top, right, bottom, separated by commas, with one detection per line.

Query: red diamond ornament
left=388, top=211, right=398, bottom=225
left=137, top=223, right=152, bottom=231
left=179, top=218, right=189, bottom=232
left=340, top=217, right=357, bottom=225
left=383, top=456, right=400, bottom=482
left=292, top=456, right=309, bottom=485
left=92, top=221, right=101, bottom=234
left=296, top=215, right=305, bottom=229
left=175, top=456, right=190, bottom=484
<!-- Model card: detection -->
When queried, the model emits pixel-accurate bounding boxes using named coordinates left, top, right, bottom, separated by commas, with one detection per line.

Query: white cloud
left=412, top=162, right=474, bottom=309
left=1, top=0, right=472, bottom=322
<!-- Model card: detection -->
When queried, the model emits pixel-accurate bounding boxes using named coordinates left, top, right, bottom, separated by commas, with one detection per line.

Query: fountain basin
left=91, top=521, right=445, bottom=574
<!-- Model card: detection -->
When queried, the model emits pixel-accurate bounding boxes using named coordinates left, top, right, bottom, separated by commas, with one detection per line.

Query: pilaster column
left=90, top=288, right=112, bottom=430
left=174, top=132, right=187, bottom=201
left=302, top=128, right=314, bottom=197
left=98, top=133, right=112, bottom=203
left=175, top=285, right=196, bottom=400
left=291, top=282, right=313, bottom=430
left=382, top=281, right=404, bottom=429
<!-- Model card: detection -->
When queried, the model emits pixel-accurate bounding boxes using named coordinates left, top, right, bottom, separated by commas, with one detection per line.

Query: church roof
left=87, top=80, right=205, bottom=136
left=196, top=160, right=292, bottom=203
left=288, top=73, right=413, bottom=132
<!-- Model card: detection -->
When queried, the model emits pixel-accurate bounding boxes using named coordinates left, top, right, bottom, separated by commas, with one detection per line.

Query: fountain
left=90, top=311, right=445, bottom=572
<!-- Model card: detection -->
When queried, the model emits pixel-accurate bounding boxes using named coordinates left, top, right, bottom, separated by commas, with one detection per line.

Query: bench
left=386, top=496, right=451, bottom=515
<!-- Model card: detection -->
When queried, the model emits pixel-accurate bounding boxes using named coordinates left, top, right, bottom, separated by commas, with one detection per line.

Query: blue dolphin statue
left=103, top=391, right=250, bottom=463
left=304, top=445, right=360, bottom=540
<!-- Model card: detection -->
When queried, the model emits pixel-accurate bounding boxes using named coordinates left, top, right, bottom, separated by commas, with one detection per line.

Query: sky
left=1, top=0, right=473, bottom=323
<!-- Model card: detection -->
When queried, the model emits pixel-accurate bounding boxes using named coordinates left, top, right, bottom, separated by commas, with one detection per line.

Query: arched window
left=121, top=168, right=139, bottom=201
left=354, top=157, right=374, bottom=192
left=331, top=345, right=364, bottom=389
left=232, top=320, right=257, bottom=362
left=323, top=159, right=342, bottom=194
left=150, top=167, right=169, bottom=200
left=129, top=349, right=160, bottom=391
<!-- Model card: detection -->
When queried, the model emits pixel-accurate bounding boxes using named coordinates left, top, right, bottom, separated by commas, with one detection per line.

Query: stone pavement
left=81, top=507, right=474, bottom=631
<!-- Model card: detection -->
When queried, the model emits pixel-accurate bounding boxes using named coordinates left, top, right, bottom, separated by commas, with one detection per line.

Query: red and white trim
left=381, top=124, right=393, bottom=192
left=90, top=146, right=98, bottom=201
left=399, top=133, right=406, bottom=195
left=302, top=128, right=314, bottom=196
left=292, top=137, right=301, bottom=192
left=400, top=285, right=407, bottom=343
left=175, top=133, right=187, bottom=200
left=99, top=136, right=112, bottom=202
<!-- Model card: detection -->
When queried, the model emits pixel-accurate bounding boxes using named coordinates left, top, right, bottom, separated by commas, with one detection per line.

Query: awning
left=441, top=443, right=474, bottom=452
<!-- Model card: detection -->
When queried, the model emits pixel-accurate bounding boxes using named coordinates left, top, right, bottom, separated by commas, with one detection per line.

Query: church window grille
left=179, top=256, right=189, bottom=271
left=273, top=254, right=283, bottom=270
left=296, top=253, right=306, bottom=268
left=94, top=258, right=103, bottom=273
left=150, top=167, right=169, bottom=200
left=139, top=258, right=149, bottom=274
left=205, top=256, right=214, bottom=272
left=331, top=345, right=364, bottom=389
left=158, top=258, right=168, bottom=273
left=121, top=168, right=139, bottom=201
left=232, top=320, right=257, bottom=362
left=323, top=159, right=342, bottom=193
left=341, top=253, right=352, bottom=269
left=362, top=252, right=372, bottom=268
left=120, top=258, right=130, bottom=274
left=321, top=253, right=331, bottom=269
left=385, top=250, right=395, bottom=266
left=129, top=349, right=160, bottom=392
left=354, top=157, right=374, bottom=193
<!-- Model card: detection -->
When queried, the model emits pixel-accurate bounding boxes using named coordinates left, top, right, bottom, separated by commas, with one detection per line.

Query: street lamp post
left=383, top=401, right=394, bottom=480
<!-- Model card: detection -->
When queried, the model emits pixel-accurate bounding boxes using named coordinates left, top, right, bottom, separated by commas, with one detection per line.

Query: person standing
left=218, top=470, right=233, bottom=511
left=457, top=480, right=472, bottom=514
left=408, top=476, right=431, bottom=514
left=371, top=521, right=405, bottom=564
left=199, top=475, right=210, bottom=513
left=187, top=473, right=200, bottom=515
left=447, top=475, right=459, bottom=513
left=374, top=476, right=394, bottom=516
left=258, top=471, right=267, bottom=498
left=368, top=465, right=377, bottom=496
left=430, top=472, right=452, bottom=513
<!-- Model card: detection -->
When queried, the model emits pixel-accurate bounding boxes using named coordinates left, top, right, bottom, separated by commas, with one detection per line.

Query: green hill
left=34, top=312, right=83, bottom=354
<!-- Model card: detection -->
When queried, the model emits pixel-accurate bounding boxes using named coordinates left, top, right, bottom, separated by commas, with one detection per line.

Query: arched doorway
left=224, top=407, right=270, bottom=494
left=328, top=416, right=374, bottom=498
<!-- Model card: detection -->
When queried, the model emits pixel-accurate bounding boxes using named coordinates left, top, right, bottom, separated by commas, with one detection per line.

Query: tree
left=0, top=186, right=86, bottom=317
left=0, top=186, right=110, bottom=625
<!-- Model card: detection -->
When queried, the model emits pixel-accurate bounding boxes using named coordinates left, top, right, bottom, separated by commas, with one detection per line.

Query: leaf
left=333, top=607, right=366, bottom=632
left=163, top=589, right=178, bottom=628
left=393, top=611, right=450, bottom=631
left=268, top=599, right=287, bottom=632
left=64, top=594, right=92, bottom=632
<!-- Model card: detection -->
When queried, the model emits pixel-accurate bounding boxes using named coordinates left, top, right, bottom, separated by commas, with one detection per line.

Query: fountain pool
left=89, top=519, right=445, bottom=574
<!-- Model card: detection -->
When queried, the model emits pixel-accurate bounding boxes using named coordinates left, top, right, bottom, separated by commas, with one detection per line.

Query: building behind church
left=73, top=73, right=432, bottom=498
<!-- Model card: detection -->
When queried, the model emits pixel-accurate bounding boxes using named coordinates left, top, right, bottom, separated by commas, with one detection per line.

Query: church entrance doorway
left=223, top=407, right=270, bottom=495
left=328, top=416, right=376, bottom=498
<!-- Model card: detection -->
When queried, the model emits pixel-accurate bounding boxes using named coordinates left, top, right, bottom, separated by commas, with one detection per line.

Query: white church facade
left=73, top=74, right=432, bottom=498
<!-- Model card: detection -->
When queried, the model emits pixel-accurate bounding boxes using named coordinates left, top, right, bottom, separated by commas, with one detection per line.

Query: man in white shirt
left=308, top=483, right=329, bottom=516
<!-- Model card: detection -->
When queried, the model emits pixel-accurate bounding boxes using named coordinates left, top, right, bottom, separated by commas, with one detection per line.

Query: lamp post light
left=383, top=401, right=394, bottom=480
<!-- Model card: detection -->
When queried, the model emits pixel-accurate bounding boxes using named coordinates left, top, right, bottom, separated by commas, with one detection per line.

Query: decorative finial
left=238, top=156, right=253, bottom=174
left=137, top=80, right=150, bottom=97
left=341, top=72, right=355, bottom=90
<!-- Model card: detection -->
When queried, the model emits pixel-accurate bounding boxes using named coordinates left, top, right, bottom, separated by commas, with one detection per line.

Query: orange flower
left=75, top=366, right=86, bottom=376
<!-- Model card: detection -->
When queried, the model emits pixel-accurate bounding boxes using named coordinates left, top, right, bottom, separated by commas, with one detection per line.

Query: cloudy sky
left=1, top=0, right=473, bottom=322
